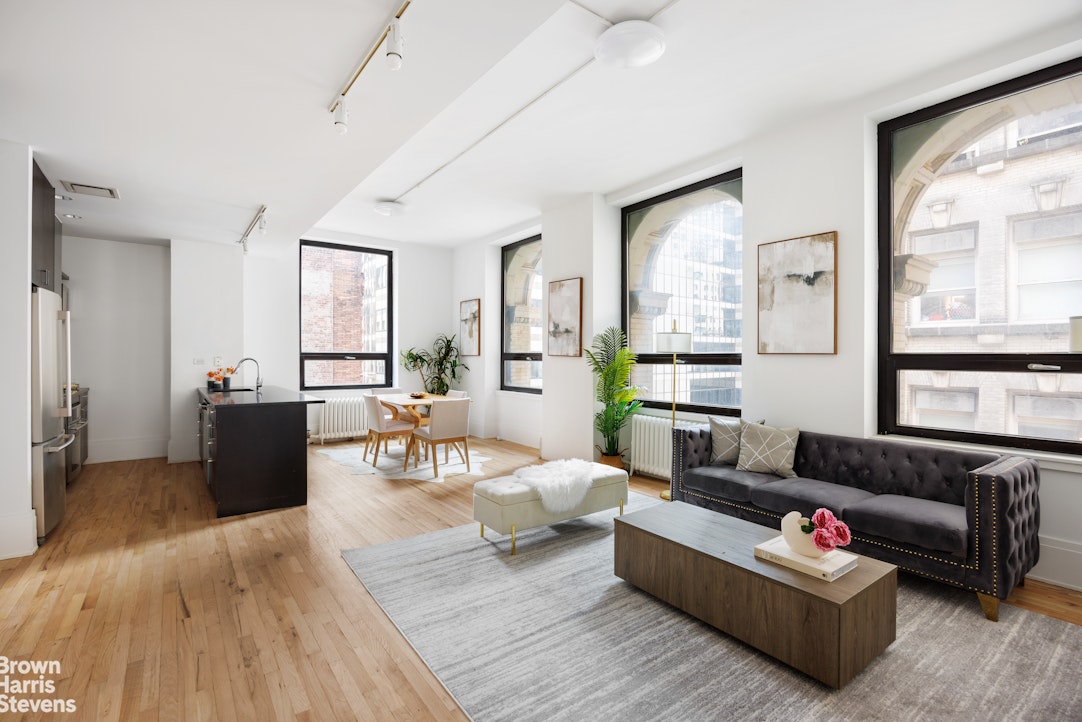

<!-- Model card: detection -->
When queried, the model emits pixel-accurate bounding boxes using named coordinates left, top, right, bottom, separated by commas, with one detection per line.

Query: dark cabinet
left=198, top=388, right=315, bottom=518
left=31, top=160, right=57, bottom=291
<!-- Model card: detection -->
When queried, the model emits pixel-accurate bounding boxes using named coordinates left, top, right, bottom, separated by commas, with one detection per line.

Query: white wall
left=63, top=236, right=170, bottom=462
left=539, top=194, right=620, bottom=461
left=449, top=237, right=501, bottom=438
left=0, top=139, right=36, bottom=560
left=167, top=238, right=244, bottom=462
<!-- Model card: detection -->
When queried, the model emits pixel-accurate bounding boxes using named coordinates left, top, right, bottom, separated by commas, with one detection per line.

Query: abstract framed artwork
left=547, top=277, right=582, bottom=357
left=757, top=231, right=837, bottom=354
left=459, top=298, right=480, bottom=356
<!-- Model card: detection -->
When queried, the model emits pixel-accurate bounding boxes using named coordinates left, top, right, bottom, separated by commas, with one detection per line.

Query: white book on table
left=753, top=535, right=858, bottom=582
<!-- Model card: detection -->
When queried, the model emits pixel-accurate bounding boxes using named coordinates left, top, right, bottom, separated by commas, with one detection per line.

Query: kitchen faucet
left=232, top=357, right=263, bottom=390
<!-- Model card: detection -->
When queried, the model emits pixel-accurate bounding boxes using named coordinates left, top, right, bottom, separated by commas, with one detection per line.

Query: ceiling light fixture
left=61, top=213, right=81, bottom=220
left=238, top=205, right=268, bottom=254
left=333, top=95, right=349, bottom=134
left=593, top=20, right=666, bottom=68
left=258, top=210, right=268, bottom=235
left=386, top=17, right=404, bottom=70
left=373, top=200, right=404, bottom=216
left=55, top=193, right=72, bottom=201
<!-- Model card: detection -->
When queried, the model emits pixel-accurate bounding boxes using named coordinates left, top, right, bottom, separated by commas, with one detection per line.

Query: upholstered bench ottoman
left=473, top=462, right=629, bottom=554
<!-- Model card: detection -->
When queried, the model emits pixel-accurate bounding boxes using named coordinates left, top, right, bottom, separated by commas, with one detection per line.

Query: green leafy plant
left=400, top=333, right=468, bottom=396
left=584, top=326, right=643, bottom=458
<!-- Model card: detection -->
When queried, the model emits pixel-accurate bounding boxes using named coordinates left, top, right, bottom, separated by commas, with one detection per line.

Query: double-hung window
left=622, top=169, right=743, bottom=414
left=299, top=240, right=393, bottom=389
left=878, top=57, right=1082, bottom=453
left=501, top=235, right=543, bottom=393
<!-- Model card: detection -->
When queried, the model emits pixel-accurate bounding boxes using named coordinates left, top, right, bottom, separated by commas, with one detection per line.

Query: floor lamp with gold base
left=655, top=322, right=692, bottom=501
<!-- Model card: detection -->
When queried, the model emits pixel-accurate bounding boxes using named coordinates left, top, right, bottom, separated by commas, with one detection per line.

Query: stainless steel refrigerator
left=31, top=287, right=73, bottom=543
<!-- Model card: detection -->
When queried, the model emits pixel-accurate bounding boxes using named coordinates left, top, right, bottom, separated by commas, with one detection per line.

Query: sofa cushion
left=709, top=416, right=744, bottom=464
left=792, top=431, right=999, bottom=505
left=737, top=423, right=799, bottom=477
left=682, top=463, right=782, bottom=503
left=844, top=495, right=968, bottom=555
left=750, top=477, right=875, bottom=517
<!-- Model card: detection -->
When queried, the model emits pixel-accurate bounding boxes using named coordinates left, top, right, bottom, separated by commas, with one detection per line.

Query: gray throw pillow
left=708, top=416, right=745, bottom=464
left=736, top=422, right=799, bottom=478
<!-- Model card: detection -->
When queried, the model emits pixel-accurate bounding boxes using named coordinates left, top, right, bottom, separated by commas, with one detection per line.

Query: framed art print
left=547, top=277, right=582, bottom=356
left=758, top=231, right=837, bottom=354
left=459, top=298, right=480, bottom=356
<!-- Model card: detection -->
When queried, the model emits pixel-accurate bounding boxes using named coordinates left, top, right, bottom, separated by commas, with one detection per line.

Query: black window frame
left=621, top=168, right=744, bottom=418
left=500, top=234, right=543, bottom=394
left=299, top=239, right=394, bottom=391
left=877, top=56, right=1082, bottom=455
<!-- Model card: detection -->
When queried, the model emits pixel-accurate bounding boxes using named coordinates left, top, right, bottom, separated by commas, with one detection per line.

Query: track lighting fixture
left=333, top=95, right=349, bottom=134
left=238, top=205, right=268, bottom=254
left=386, top=17, right=404, bottom=70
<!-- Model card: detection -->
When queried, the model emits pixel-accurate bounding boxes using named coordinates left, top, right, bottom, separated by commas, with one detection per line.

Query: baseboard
left=0, top=509, right=38, bottom=560
left=89, top=436, right=169, bottom=464
left=1028, top=534, right=1082, bottom=592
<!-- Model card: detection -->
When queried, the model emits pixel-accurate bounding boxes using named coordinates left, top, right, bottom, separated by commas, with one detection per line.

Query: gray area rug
left=342, top=494, right=1082, bottom=721
left=317, top=443, right=489, bottom=482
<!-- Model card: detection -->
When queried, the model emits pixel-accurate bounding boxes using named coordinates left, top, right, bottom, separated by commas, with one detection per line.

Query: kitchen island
left=198, top=385, right=324, bottom=517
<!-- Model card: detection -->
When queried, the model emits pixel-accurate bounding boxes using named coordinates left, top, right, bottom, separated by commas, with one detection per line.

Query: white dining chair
left=446, top=389, right=468, bottom=398
left=405, top=398, right=471, bottom=477
left=363, top=394, right=414, bottom=466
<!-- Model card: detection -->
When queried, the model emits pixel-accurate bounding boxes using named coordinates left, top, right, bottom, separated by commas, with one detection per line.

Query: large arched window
left=501, top=235, right=543, bottom=393
left=622, top=169, right=743, bottom=414
left=879, top=57, right=1082, bottom=453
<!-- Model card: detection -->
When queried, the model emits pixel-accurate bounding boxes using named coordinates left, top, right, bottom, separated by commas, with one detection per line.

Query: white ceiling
left=2, top=0, right=1081, bottom=252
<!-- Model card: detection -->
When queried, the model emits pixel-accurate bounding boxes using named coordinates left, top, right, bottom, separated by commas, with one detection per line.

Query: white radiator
left=320, top=397, right=368, bottom=443
left=629, top=414, right=700, bottom=480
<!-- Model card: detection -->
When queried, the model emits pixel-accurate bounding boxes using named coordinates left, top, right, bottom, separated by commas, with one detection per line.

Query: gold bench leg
left=479, top=523, right=484, bottom=537
left=977, top=592, right=999, bottom=621
left=619, top=498, right=624, bottom=516
left=511, top=524, right=516, bottom=556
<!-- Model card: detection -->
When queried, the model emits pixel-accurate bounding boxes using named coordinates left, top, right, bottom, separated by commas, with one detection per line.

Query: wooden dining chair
left=404, top=398, right=471, bottom=477
left=363, top=394, right=414, bottom=466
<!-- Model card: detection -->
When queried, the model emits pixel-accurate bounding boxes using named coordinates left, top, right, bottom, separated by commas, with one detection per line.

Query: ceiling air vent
left=60, top=180, right=121, bottom=199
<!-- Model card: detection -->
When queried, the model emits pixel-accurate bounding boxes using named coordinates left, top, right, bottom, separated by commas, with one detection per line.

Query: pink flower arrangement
left=801, top=508, right=851, bottom=552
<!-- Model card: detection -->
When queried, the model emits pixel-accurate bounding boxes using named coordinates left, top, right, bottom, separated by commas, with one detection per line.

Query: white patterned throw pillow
left=736, top=422, right=799, bottom=477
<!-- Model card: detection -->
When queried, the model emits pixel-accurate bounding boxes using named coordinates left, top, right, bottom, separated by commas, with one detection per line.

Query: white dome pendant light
left=594, top=20, right=666, bottom=68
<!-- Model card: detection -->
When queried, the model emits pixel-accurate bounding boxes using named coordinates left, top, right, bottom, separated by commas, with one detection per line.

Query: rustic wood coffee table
left=614, top=501, right=897, bottom=688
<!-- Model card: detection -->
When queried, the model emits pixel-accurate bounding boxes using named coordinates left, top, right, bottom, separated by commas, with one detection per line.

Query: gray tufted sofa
left=671, top=426, right=1041, bottom=620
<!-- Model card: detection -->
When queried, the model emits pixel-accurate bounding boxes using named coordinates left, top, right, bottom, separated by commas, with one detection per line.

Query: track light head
left=258, top=212, right=267, bottom=235
left=334, top=95, right=349, bottom=134
left=386, top=17, right=403, bottom=70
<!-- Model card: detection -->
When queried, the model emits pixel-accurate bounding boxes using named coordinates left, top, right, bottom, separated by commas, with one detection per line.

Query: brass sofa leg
left=511, top=524, right=516, bottom=556
left=977, top=592, right=999, bottom=621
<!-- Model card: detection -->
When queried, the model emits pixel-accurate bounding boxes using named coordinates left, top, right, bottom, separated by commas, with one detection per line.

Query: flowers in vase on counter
left=206, top=367, right=235, bottom=382
left=800, top=508, right=851, bottom=552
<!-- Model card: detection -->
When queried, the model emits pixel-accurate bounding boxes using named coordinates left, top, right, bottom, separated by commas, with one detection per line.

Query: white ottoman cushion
left=473, top=462, right=628, bottom=536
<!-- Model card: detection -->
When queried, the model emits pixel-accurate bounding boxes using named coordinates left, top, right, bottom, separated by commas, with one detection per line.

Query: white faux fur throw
left=513, top=459, right=595, bottom=514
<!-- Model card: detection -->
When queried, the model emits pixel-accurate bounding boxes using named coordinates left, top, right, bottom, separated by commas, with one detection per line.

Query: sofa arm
left=671, top=425, right=711, bottom=499
left=965, top=455, right=1041, bottom=600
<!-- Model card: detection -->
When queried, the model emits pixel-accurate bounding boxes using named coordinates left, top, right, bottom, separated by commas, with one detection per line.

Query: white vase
left=780, top=510, right=826, bottom=558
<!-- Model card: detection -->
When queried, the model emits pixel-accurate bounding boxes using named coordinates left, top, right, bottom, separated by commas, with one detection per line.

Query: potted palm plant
left=400, top=333, right=468, bottom=396
left=584, top=326, right=643, bottom=468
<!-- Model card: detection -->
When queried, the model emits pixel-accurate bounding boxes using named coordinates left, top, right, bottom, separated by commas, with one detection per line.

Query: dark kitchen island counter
left=197, top=386, right=324, bottom=517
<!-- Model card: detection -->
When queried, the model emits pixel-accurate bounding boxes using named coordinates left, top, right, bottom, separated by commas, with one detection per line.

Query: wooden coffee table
left=614, top=501, right=897, bottom=688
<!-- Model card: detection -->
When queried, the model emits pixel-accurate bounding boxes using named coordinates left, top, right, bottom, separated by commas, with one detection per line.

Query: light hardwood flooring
left=1, top=439, right=1079, bottom=721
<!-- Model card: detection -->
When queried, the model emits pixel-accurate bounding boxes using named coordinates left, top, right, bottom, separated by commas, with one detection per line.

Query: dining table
left=378, top=393, right=447, bottom=426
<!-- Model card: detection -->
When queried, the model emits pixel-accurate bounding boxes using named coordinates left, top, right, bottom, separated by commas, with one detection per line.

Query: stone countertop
left=197, top=385, right=325, bottom=407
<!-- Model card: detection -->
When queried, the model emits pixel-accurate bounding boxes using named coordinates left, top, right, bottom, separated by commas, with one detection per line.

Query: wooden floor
left=1, top=439, right=1079, bottom=721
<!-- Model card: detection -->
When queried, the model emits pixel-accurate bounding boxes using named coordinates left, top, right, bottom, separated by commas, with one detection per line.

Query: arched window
left=623, top=169, right=743, bottom=414
left=502, top=235, right=543, bottom=393
left=879, top=57, right=1082, bottom=453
